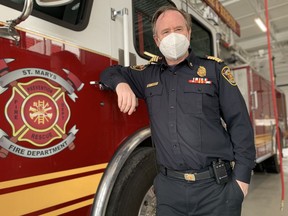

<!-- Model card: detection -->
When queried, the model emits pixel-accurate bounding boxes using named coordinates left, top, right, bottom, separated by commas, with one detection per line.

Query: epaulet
left=206, top=55, right=224, bottom=63
left=130, top=64, right=149, bottom=71
left=130, top=51, right=161, bottom=71
left=144, top=51, right=162, bottom=64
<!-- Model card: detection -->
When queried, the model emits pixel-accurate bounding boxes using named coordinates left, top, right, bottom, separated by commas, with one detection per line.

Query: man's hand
left=115, top=83, right=137, bottom=115
left=236, top=180, right=249, bottom=197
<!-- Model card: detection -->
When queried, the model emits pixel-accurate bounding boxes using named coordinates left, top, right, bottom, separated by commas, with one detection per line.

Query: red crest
left=5, top=79, right=70, bottom=146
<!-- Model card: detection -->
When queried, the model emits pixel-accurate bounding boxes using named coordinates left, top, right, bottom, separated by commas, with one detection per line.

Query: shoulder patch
left=207, top=56, right=224, bottom=63
left=221, top=66, right=237, bottom=86
left=130, top=64, right=147, bottom=71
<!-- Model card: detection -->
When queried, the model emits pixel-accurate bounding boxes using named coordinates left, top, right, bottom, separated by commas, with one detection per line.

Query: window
left=0, top=0, right=93, bottom=31
left=132, top=0, right=213, bottom=59
left=190, top=17, right=213, bottom=57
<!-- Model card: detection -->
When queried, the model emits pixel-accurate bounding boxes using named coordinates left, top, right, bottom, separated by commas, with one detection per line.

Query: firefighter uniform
left=100, top=50, right=256, bottom=216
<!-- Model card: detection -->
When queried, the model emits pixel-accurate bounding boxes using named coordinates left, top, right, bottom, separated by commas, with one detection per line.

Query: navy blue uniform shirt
left=100, top=51, right=256, bottom=183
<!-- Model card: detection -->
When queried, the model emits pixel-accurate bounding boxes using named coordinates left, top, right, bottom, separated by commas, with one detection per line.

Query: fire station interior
left=0, top=0, right=288, bottom=215
left=221, top=1, right=288, bottom=216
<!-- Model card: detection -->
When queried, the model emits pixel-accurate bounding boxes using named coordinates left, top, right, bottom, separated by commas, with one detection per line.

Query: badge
left=197, top=66, right=206, bottom=77
left=221, top=66, right=236, bottom=86
left=130, top=65, right=147, bottom=71
left=207, top=56, right=223, bottom=63
left=147, top=82, right=159, bottom=88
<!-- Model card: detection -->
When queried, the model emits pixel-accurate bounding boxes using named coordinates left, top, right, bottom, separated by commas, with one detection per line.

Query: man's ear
left=154, top=35, right=160, bottom=47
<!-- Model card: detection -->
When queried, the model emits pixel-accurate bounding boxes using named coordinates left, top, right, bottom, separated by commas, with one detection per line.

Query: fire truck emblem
left=5, top=79, right=69, bottom=146
left=0, top=58, right=84, bottom=158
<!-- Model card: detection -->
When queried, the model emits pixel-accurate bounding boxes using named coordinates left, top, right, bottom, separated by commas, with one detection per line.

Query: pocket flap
left=145, top=85, right=163, bottom=97
left=184, top=84, right=214, bottom=96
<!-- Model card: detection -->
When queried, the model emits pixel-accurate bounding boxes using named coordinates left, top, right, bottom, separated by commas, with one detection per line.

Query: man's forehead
left=157, top=10, right=184, bottom=21
left=156, top=10, right=186, bottom=28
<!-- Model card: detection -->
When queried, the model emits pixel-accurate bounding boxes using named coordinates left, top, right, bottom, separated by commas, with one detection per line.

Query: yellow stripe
left=0, top=163, right=107, bottom=189
left=0, top=173, right=102, bottom=216
left=40, top=198, right=94, bottom=216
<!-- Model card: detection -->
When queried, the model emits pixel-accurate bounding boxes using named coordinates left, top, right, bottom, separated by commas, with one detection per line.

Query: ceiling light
left=255, top=18, right=267, bottom=32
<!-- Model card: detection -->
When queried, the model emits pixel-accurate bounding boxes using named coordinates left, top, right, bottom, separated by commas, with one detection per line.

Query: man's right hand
left=115, top=83, right=137, bottom=115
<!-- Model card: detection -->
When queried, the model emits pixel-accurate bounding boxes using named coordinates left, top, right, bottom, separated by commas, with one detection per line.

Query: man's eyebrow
left=174, top=25, right=184, bottom=29
left=160, top=28, right=170, bottom=33
left=160, top=25, right=184, bottom=32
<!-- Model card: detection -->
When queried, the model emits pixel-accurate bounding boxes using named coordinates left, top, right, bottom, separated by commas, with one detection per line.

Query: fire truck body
left=0, top=0, right=217, bottom=215
left=232, top=65, right=287, bottom=172
left=0, top=0, right=286, bottom=215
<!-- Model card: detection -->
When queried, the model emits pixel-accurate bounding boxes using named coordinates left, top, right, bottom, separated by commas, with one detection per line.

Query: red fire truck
left=232, top=65, right=287, bottom=173
left=0, top=0, right=286, bottom=215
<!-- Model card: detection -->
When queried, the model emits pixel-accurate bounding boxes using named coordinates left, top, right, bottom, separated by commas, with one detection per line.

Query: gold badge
left=130, top=65, right=147, bottom=71
left=197, top=66, right=206, bottom=77
left=207, top=56, right=223, bottom=63
left=221, top=66, right=236, bottom=86
left=147, top=82, right=159, bottom=88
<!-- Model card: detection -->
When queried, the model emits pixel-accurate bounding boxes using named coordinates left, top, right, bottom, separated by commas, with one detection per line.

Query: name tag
left=147, top=82, right=159, bottom=88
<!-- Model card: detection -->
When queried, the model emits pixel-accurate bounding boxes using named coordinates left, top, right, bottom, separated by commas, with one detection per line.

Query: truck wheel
left=106, top=147, right=158, bottom=216
left=263, top=154, right=280, bottom=173
left=264, top=130, right=283, bottom=173
left=264, top=128, right=284, bottom=173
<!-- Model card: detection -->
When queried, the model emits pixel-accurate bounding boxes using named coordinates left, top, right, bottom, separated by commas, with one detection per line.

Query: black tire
left=253, top=162, right=265, bottom=173
left=263, top=129, right=283, bottom=173
left=106, top=147, right=158, bottom=216
left=263, top=154, right=280, bottom=173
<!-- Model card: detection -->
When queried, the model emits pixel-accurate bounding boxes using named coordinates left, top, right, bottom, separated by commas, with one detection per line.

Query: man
left=100, top=5, right=256, bottom=216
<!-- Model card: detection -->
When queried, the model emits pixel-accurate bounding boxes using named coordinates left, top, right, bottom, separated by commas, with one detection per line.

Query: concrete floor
left=242, top=148, right=288, bottom=216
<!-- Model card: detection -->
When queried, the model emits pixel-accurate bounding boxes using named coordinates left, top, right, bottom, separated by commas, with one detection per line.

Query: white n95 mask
left=159, top=33, right=190, bottom=61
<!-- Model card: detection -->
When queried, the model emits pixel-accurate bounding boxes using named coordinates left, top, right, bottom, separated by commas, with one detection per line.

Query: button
left=198, top=88, right=202, bottom=92
left=173, top=145, right=177, bottom=148
left=171, top=88, right=175, bottom=91
left=170, top=106, right=174, bottom=109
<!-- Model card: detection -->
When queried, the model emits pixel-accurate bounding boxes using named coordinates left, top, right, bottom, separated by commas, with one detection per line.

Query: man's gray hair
left=151, top=5, right=192, bottom=35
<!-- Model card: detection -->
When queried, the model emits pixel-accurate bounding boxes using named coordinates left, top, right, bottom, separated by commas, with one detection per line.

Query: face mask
left=159, top=33, right=190, bottom=61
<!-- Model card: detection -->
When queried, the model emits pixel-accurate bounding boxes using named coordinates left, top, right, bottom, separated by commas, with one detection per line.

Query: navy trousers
left=154, top=172, right=244, bottom=216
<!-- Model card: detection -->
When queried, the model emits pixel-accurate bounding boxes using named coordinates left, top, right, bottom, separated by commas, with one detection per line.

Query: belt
left=159, top=162, right=232, bottom=182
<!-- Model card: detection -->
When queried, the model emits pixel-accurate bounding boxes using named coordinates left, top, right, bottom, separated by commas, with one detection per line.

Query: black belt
left=159, top=162, right=232, bottom=182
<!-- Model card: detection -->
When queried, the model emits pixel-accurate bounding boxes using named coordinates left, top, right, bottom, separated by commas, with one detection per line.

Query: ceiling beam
left=236, top=29, right=288, bottom=51
left=220, top=0, right=240, bottom=7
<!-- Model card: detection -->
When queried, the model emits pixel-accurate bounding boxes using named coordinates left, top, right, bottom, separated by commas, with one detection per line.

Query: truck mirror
left=35, top=0, right=74, bottom=7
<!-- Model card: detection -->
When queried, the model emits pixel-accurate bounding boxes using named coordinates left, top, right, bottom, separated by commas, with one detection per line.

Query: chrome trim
left=91, top=127, right=151, bottom=216
left=255, top=152, right=273, bottom=163
left=0, top=0, right=33, bottom=43
left=12, top=0, right=34, bottom=26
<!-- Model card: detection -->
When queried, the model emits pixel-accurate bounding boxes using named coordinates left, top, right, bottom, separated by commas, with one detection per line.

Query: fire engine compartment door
left=232, top=67, right=250, bottom=110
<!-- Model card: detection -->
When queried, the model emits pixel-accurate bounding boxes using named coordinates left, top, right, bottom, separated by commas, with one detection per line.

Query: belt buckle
left=184, top=173, right=196, bottom=181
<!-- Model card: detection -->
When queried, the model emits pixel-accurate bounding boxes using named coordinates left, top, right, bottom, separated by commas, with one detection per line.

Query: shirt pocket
left=145, top=85, right=163, bottom=116
left=180, top=84, right=215, bottom=114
